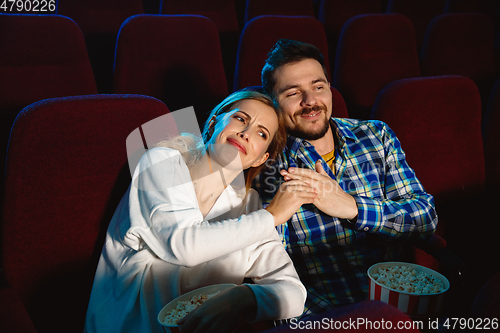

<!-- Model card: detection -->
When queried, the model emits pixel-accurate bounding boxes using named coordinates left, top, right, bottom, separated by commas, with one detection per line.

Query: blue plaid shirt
left=254, top=118, right=437, bottom=317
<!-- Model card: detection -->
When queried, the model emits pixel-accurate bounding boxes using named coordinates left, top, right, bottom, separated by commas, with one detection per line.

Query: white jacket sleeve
left=126, top=147, right=276, bottom=266
left=244, top=232, right=307, bottom=321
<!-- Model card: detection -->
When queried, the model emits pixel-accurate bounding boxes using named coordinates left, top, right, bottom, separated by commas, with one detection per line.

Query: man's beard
left=287, top=107, right=330, bottom=141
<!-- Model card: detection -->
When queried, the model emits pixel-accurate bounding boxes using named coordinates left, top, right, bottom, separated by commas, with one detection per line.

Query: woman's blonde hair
left=157, top=90, right=287, bottom=190
left=156, top=132, right=205, bottom=167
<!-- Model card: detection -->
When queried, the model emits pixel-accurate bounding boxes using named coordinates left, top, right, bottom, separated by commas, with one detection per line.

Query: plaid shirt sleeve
left=347, top=121, right=437, bottom=241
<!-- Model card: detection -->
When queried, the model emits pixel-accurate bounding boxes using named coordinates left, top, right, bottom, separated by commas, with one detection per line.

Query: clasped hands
left=266, top=160, right=358, bottom=226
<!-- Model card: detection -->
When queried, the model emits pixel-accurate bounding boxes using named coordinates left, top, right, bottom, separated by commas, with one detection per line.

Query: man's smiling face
left=274, top=58, right=333, bottom=140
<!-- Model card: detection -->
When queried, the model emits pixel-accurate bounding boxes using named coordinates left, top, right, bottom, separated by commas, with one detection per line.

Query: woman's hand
left=265, top=178, right=317, bottom=226
left=177, top=285, right=257, bottom=333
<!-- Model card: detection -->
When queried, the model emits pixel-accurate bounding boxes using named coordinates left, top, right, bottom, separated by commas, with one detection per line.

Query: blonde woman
left=84, top=91, right=317, bottom=333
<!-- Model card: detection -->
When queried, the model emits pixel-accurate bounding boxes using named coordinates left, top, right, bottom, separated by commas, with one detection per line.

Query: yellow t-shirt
left=321, top=148, right=335, bottom=175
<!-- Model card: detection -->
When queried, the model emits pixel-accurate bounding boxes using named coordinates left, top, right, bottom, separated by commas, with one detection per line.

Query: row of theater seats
left=4, top=0, right=500, bottom=106
left=17, top=0, right=500, bottom=69
left=1, top=11, right=499, bottom=123
left=1, top=76, right=499, bottom=332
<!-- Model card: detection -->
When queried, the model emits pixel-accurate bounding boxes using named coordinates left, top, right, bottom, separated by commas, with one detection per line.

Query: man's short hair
left=261, top=39, right=329, bottom=100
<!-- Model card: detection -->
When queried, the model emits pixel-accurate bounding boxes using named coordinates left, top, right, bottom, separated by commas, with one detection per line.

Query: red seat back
left=420, top=13, right=497, bottom=110
left=373, top=76, right=489, bottom=311
left=113, top=14, right=228, bottom=127
left=330, top=87, right=349, bottom=119
left=57, top=0, right=144, bottom=35
left=421, top=13, right=496, bottom=81
left=372, top=75, right=484, bottom=202
left=159, top=0, right=240, bottom=89
left=160, top=0, right=239, bottom=34
left=0, top=14, right=97, bottom=115
left=386, top=0, right=446, bottom=49
left=1, top=94, right=175, bottom=332
left=57, top=0, right=144, bottom=93
left=0, top=14, right=98, bottom=214
left=318, top=0, right=383, bottom=73
left=234, top=15, right=330, bottom=91
left=334, top=14, right=420, bottom=120
left=372, top=75, right=484, bottom=242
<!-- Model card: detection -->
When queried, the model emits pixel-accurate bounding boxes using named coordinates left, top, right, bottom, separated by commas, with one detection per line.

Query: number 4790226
left=443, top=318, right=498, bottom=330
left=1, top=0, right=56, bottom=12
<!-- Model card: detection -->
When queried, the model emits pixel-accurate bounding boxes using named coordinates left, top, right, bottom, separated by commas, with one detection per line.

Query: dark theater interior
left=1, top=0, right=500, bottom=332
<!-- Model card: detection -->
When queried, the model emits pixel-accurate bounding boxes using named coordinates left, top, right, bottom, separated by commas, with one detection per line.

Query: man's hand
left=281, top=161, right=358, bottom=220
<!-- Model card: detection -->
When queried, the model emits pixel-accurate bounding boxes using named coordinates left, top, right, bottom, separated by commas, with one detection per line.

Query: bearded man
left=254, top=39, right=438, bottom=317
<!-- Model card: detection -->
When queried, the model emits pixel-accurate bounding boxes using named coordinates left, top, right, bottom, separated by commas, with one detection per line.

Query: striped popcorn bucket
left=368, top=262, right=450, bottom=318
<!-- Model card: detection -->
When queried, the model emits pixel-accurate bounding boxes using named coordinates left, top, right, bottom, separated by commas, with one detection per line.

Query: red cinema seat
left=113, top=14, right=228, bottom=128
left=160, top=0, right=240, bottom=88
left=330, top=87, right=349, bottom=119
left=372, top=75, right=484, bottom=228
left=318, top=0, right=383, bottom=77
left=0, top=94, right=176, bottom=333
left=57, top=0, right=145, bottom=93
left=386, top=0, right=446, bottom=50
left=233, top=15, right=330, bottom=91
left=0, top=14, right=97, bottom=119
left=0, top=13, right=97, bottom=217
left=372, top=76, right=487, bottom=315
left=160, top=0, right=239, bottom=35
left=334, top=14, right=420, bottom=120
left=58, top=0, right=144, bottom=35
left=420, top=13, right=497, bottom=113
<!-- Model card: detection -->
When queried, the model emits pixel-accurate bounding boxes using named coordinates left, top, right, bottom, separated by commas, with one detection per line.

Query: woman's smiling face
left=208, top=99, right=279, bottom=170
